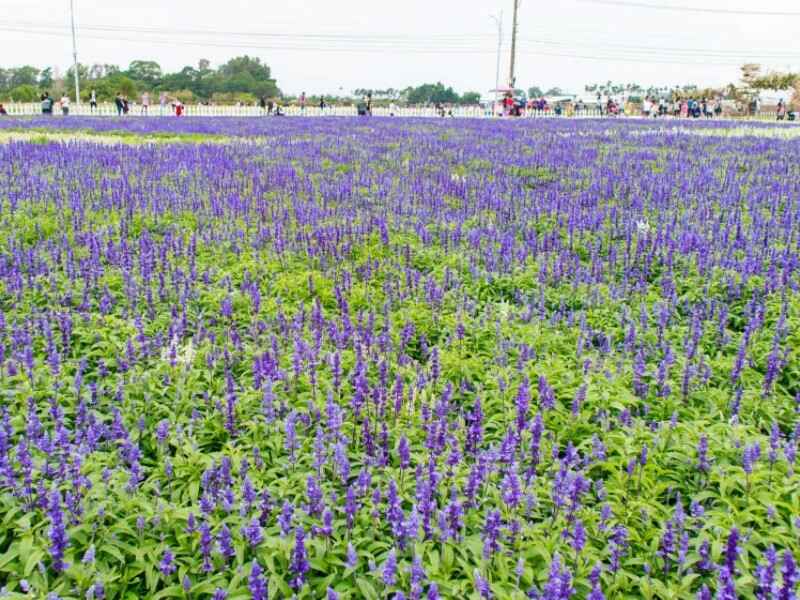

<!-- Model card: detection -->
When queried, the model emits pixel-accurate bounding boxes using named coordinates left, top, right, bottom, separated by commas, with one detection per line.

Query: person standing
left=114, top=92, right=124, bottom=116
left=366, top=92, right=373, bottom=115
left=141, top=92, right=150, bottom=115
left=319, top=95, right=326, bottom=114
left=642, top=97, right=652, bottom=118
left=60, top=94, right=70, bottom=116
left=259, top=96, right=267, bottom=114
left=159, top=92, right=168, bottom=116
left=90, top=89, right=98, bottom=112
left=777, top=99, right=786, bottom=121
left=41, top=92, right=54, bottom=115
left=299, top=91, right=307, bottom=115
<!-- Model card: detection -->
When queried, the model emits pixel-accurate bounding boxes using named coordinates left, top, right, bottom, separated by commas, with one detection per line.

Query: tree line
left=0, top=56, right=279, bottom=103
left=0, top=59, right=483, bottom=106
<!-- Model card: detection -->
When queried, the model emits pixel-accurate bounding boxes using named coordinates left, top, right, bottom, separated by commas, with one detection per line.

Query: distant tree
left=5, top=84, right=40, bottom=101
left=39, top=67, right=54, bottom=89
left=460, top=91, right=482, bottom=105
left=406, top=82, right=460, bottom=104
left=10, top=66, right=40, bottom=88
left=127, top=60, right=163, bottom=86
left=752, top=71, right=799, bottom=91
left=0, top=68, right=10, bottom=92
left=88, top=64, right=106, bottom=80
left=1, top=56, right=282, bottom=103
left=544, top=87, right=563, bottom=96
left=528, top=86, right=544, bottom=98
left=740, top=63, right=762, bottom=88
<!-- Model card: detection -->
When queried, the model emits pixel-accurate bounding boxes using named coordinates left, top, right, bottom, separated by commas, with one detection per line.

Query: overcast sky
left=2, top=0, right=800, bottom=96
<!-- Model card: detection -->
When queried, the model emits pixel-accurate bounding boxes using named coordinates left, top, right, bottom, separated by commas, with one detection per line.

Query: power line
left=521, top=37, right=800, bottom=59
left=0, top=26, right=765, bottom=67
left=0, top=19, right=493, bottom=41
left=576, top=0, right=800, bottom=17
left=1, top=23, right=796, bottom=67
left=4, top=22, right=798, bottom=59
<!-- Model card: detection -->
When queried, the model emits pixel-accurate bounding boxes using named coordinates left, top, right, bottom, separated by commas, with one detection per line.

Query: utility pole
left=70, top=0, right=80, bottom=104
left=490, top=12, right=503, bottom=116
left=508, top=0, right=520, bottom=89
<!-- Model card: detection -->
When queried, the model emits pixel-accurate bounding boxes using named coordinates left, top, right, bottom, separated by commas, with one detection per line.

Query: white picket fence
left=2, top=102, right=605, bottom=119
left=1, top=101, right=790, bottom=121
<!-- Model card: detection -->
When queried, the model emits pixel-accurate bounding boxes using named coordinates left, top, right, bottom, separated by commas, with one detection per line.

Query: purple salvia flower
left=725, top=527, right=740, bottom=575
left=279, top=501, right=294, bottom=536
left=474, top=569, right=492, bottom=599
left=217, top=524, right=235, bottom=562
left=696, top=585, right=711, bottom=600
left=290, top=526, right=309, bottom=590
left=159, top=549, right=176, bottom=578
left=398, top=435, right=411, bottom=470
left=697, top=435, right=710, bottom=473
left=199, top=522, right=214, bottom=572
left=47, top=490, right=69, bottom=572
left=382, top=548, right=398, bottom=587
left=698, top=539, right=712, bottom=572
left=779, top=550, right=797, bottom=600
left=515, top=377, right=531, bottom=433
left=346, top=542, right=358, bottom=569
left=483, top=510, right=502, bottom=558
left=427, top=583, right=440, bottom=600
left=717, top=567, right=737, bottom=600
left=241, top=517, right=263, bottom=548
left=248, top=560, right=268, bottom=600
left=756, top=546, right=778, bottom=600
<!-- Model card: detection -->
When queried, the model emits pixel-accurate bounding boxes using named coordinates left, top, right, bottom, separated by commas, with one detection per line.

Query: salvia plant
left=0, top=115, right=798, bottom=599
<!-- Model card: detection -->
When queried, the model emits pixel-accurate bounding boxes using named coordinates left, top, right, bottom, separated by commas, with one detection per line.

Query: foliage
left=6, top=83, right=40, bottom=102
left=0, top=117, right=797, bottom=600
left=0, top=56, right=280, bottom=102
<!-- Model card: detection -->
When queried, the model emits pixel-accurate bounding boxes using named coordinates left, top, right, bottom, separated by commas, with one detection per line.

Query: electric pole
left=490, top=12, right=503, bottom=116
left=508, top=0, right=520, bottom=89
left=70, top=0, right=80, bottom=104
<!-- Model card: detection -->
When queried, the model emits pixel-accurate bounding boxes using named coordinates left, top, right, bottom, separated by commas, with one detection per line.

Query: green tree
left=528, top=86, right=544, bottom=97
left=460, top=91, right=481, bottom=105
left=39, top=67, right=54, bottom=89
left=127, top=60, right=163, bottom=86
left=5, top=84, right=40, bottom=101
left=405, top=82, right=460, bottom=104
left=10, top=66, right=40, bottom=88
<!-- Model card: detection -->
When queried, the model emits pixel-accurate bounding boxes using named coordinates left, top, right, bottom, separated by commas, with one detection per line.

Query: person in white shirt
left=60, top=95, right=70, bottom=116
left=642, top=98, right=652, bottom=118
left=141, top=92, right=150, bottom=115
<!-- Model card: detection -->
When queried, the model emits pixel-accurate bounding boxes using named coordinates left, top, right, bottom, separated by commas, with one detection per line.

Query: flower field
left=0, top=117, right=798, bottom=600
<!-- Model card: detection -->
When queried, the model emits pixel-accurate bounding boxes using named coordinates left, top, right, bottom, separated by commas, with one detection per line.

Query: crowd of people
left=2, top=88, right=793, bottom=121
left=640, top=96, right=723, bottom=118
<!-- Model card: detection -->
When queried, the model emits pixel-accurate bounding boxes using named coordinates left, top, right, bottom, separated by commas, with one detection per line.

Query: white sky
left=2, top=0, right=799, bottom=96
